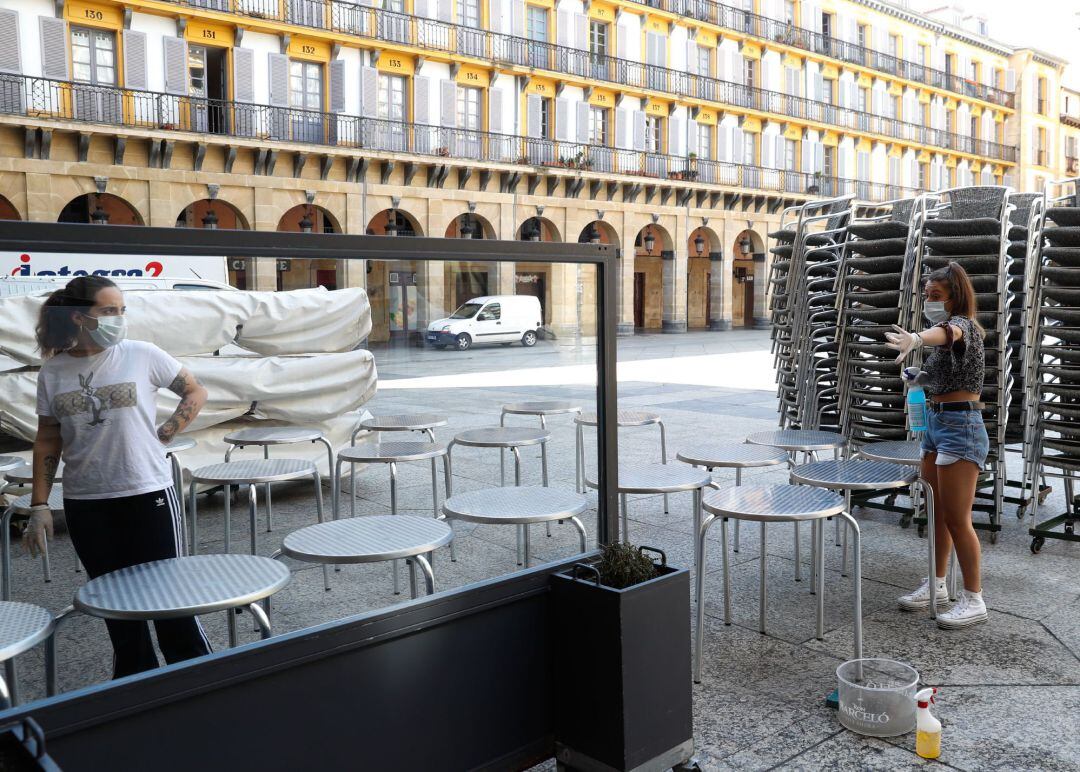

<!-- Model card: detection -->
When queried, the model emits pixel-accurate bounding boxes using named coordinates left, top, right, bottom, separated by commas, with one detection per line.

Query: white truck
left=426, top=295, right=543, bottom=351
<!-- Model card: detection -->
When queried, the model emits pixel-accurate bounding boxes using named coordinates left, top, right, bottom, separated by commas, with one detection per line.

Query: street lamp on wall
left=694, top=233, right=706, bottom=255
left=459, top=214, right=475, bottom=239
left=385, top=210, right=399, bottom=237
left=643, top=227, right=656, bottom=254
left=739, top=236, right=752, bottom=256
left=586, top=222, right=601, bottom=244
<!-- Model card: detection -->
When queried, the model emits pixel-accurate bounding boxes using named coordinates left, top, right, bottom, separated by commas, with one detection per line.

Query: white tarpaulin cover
left=0, top=287, right=371, bottom=365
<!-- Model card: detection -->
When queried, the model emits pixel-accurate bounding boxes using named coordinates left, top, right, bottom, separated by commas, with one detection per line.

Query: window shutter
left=555, top=97, right=570, bottom=140
left=557, top=10, right=571, bottom=47
left=718, top=125, right=730, bottom=161
left=329, top=58, right=346, bottom=113
left=526, top=93, right=541, bottom=137
left=815, top=142, right=824, bottom=173
left=233, top=47, right=254, bottom=102
left=732, top=127, right=744, bottom=164
left=1031, top=126, right=1039, bottom=163
left=616, top=26, right=627, bottom=59
left=575, top=14, right=588, bottom=51
left=440, top=79, right=457, bottom=128
left=814, top=73, right=823, bottom=101
left=360, top=66, right=378, bottom=117
left=163, top=36, right=189, bottom=96
left=575, top=101, right=589, bottom=144
left=776, top=135, right=786, bottom=169
left=488, top=88, right=502, bottom=133
left=413, top=75, right=430, bottom=124
left=267, top=52, right=289, bottom=107
left=39, top=16, right=68, bottom=80
left=761, top=133, right=773, bottom=167
left=0, top=10, right=21, bottom=74
left=872, top=89, right=882, bottom=116
left=687, top=41, right=699, bottom=75
left=122, top=30, right=147, bottom=90
left=686, top=118, right=698, bottom=156
left=632, top=110, right=646, bottom=151
left=1005, top=69, right=1016, bottom=92
left=436, top=0, right=452, bottom=23
left=730, top=51, right=744, bottom=85
left=669, top=116, right=684, bottom=157
left=615, top=107, right=630, bottom=149
left=510, top=0, right=525, bottom=37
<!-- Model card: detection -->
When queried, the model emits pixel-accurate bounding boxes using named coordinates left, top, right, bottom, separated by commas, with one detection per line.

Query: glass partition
left=0, top=228, right=614, bottom=709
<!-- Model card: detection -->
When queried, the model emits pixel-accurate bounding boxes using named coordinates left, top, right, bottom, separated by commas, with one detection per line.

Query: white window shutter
left=360, top=66, right=378, bottom=118
left=617, top=27, right=627, bottom=60
left=633, top=111, right=646, bottom=151
left=732, top=127, right=744, bottom=164
left=440, top=79, right=457, bottom=128
left=526, top=93, right=541, bottom=137
left=488, top=88, right=502, bottom=134
left=687, top=118, right=698, bottom=156
left=669, top=116, right=684, bottom=157
left=436, top=0, right=452, bottom=23
left=413, top=75, right=430, bottom=124
left=776, top=135, right=786, bottom=169
left=761, top=133, right=773, bottom=167
left=837, top=147, right=846, bottom=179
left=576, top=101, right=589, bottom=144
left=164, top=37, right=189, bottom=96
left=555, top=97, right=570, bottom=141
left=122, top=30, right=148, bottom=90
left=329, top=58, right=346, bottom=113
left=557, top=10, right=572, bottom=47
left=718, top=125, right=730, bottom=161
left=510, top=0, right=525, bottom=37
left=1005, top=69, right=1016, bottom=91
left=731, top=51, right=744, bottom=85
left=615, top=107, right=630, bottom=149
left=815, top=142, right=824, bottom=173
left=267, top=52, right=289, bottom=107
left=574, top=13, right=588, bottom=51
left=0, top=10, right=20, bottom=74
left=39, top=17, right=68, bottom=80
left=687, top=41, right=699, bottom=75
left=233, top=47, right=254, bottom=103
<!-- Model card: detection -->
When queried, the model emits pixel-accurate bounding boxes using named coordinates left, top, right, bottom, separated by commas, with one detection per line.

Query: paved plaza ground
left=4, top=329, right=1079, bottom=770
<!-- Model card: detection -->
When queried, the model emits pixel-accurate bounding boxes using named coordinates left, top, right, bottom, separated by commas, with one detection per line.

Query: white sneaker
left=898, top=577, right=949, bottom=611
left=936, top=590, right=988, bottom=629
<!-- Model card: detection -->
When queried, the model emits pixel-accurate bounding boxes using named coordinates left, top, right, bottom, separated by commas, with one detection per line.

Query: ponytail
left=35, top=276, right=117, bottom=358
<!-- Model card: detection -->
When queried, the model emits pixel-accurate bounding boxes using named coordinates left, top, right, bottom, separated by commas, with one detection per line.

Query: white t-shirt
left=36, top=340, right=182, bottom=500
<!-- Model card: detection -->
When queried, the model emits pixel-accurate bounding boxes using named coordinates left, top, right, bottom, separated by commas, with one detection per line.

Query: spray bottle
left=905, top=368, right=928, bottom=433
left=915, top=687, right=941, bottom=759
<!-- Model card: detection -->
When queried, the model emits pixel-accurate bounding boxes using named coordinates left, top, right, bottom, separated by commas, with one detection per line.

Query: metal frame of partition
left=0, top=221, right=621, bottom=770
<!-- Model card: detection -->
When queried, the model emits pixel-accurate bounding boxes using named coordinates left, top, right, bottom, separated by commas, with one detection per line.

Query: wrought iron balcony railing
left=152, top=0, right=1018, bottom=163
left=0, top=74, right=921, bottom=204
left=626, top=0, right=1015, bottom=108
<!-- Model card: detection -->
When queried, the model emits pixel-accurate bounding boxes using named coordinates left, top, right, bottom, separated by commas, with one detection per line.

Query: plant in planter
left=435, top=146, right=450, bottom=157
left=551, top=543, right=694, bottom=772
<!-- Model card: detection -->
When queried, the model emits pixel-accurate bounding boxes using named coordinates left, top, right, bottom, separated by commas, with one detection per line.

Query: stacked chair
left=1024, top=177, right=1080, bottom=552
left=768, top=195, right=854, bottom=429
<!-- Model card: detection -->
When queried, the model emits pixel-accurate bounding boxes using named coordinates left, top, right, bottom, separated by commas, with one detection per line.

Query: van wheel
left=522, top=330, right=538, bottom=347
left=456, top=333, right=472, bottom=351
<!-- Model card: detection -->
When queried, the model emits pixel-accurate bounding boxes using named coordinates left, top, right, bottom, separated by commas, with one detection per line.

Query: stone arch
left=278, top=204, right=342, bottom=234
left=367, top=208, right=423, bottom=237
left=731, top=228, right=764, bottom=328
left=576, top=220, right=620, bottom=247
left=57, top=193, right=143, bottom=225
left=445, top=212, right=496, bottom=239
left=687, top=226, right=723, bottom=330
left=273, top=204, right=343, bottom=292
left=0, top=195, right=21, bottom=220
left=516, top=217, right=562, bottom=242
left=175, top=199, right=250, bottom=229
left=631, top=223, right=673, bottom=331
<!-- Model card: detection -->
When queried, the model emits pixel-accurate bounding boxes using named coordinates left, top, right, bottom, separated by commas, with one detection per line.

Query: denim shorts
left=920, top=408, right=990, bottom=467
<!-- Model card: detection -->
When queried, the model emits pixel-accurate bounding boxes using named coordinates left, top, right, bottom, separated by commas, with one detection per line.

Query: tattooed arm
left=31, top=416, right=63, bottom=506
left=157, top=368, right=208, bottom=444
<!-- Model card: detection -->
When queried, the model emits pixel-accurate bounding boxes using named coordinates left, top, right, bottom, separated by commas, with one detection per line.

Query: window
left=1038, top=77, right=1048, bottom=115
left=382, top=0, right=403, bottom=10
left=945, top=109, right=955, bottom=134
left=857, top=24, right=868, bottom=50
left=917, top=46, right=928, bottom=68
left=970, top=116, right=978, bottom=138
left=646, top=115, right=664, bottom=153
left=784, top=138, right=796, bottom=171
left=589, top=20, right=608, bottom=55
left=589, top=107, right=609, bottom=145
left=697, top=46, right=711, bottom=77
left=478, top=303, right=501, bottom=321
left=784, top=1, right=796, bottom=26
left=289, top=60, right=322, bottom=111
left=891, top=95, right=900, bottom=120
left=696, top=123, right=712, bottom=159
left=527, top=5, right=548, bottom=41
left=888, top=34, right=899, bottom=60
left=188, top=45, right=207, bottom=97
left=744, top=58, right=756, bottom=89
left=377, top=73, right=406, bottom=121
left=969, top=60, right=979, bottom=81
left=457, top=86, right=481, bottom=132
left=458, top=0, right=479, bottom=26
left=918, top=162, right=928, bottom=189
left=858, top=88, right=868, bottom=113
left=821, top=79, right=833, bottom=104
left=71, top=26, right=116, bottom=85
left=822, top=146, right=835, bottom=178
left=742, top=131, right=756, bottom=165
left=539, top=96, right=553, bottom=139
left=821, top=13, right=832, bottom=38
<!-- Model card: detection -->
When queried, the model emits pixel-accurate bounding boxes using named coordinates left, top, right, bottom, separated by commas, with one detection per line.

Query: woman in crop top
left=885, top=262, right=990, bottom=630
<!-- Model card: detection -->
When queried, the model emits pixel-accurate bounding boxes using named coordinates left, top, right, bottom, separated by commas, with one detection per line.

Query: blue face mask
left=923, top=301, right=949, bottom=325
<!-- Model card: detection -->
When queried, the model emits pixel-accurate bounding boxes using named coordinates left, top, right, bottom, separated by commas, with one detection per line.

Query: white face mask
left=923, top=301, right=950, bottom=325
left=86, top=314, right=127, bottom=348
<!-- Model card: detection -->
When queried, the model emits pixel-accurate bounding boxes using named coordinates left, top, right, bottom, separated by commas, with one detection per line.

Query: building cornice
left=848, top=1, right=1015, bottom=58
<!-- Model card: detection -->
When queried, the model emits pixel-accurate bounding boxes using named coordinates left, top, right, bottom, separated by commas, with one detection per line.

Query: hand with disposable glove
left=884, top=325, right=923, bottom=364
left=22, top=506, right=53, bottom=559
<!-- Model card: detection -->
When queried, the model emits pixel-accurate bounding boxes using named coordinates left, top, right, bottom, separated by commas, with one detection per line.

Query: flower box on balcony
left=435, top=146, right=450, bottom=157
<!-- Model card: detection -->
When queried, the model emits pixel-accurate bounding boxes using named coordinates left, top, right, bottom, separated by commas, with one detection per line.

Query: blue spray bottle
left=906, top=376, right=928, bottom=434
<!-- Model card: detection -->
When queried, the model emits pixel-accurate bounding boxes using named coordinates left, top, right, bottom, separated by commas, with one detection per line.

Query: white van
left=426, top=295, right=543, bottom=351
left=0, top=275, right=235, bottom=297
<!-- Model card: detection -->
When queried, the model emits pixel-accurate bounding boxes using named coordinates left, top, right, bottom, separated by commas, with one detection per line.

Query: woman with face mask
left=25, top=276, right=212, bottom=676
left=885, top=261, right=990, bottom=630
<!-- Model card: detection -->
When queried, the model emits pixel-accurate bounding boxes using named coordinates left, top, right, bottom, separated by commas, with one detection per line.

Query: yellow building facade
left=0, top=0, right=1060, bottom=338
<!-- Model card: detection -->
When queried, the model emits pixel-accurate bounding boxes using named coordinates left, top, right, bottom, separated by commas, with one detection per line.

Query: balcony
left=627, top=0, right=1015, bottom=109
left=0, top=74, right=919, bottom=204
left=149, top=0, right=1018, bottom=164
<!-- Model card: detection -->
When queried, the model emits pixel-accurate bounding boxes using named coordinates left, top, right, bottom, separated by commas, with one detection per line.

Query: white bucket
left=836, top=658, right=920, bottom=737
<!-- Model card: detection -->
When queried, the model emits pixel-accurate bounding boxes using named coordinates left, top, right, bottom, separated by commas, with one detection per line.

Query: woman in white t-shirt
left=26, top=276, right=212, bottom=677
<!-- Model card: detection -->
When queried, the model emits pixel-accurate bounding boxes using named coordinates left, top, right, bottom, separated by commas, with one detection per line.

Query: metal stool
left=224, top=427, right=335, bottom=534
left=3, top=463, right=63, bottom=494
left=335, top=441, right=452, bottom=594
left=500, top=401, right=581, bottom=489
left=449, top=427, right=550, bottom=488
left=677, top=443, right=789, bottom=553
left=2, top=488, right=65, bottom=601
left=746, top=429, right=848, bottom=581
left=585, top=463, right=711, bottom=569
left=165, top=437, right=196, bottom=526
left=695, top=484, right=860, bottom=684
left=791, top=459, right=946, bottom=620
left=442, top=487, right=588, bottom=568
left=353, top=414, right=448, bottom=445
left=274, top=515, right=452, bottom=598
left=576, top=410, right=669, bottom=510
left=0, top=457, right=22, bottom=474
left=0, top=601, right=57, bottom=707
left=188, top=459, right=325, bottom=557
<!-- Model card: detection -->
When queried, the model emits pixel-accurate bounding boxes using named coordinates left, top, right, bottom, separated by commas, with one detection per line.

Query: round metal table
left=188, top=459, right=325, bottom=557
left=501, top=401, right=582, bottom=490
left=449, top=427, right=550, bottom=488
left=855, top=440, right=922, bottom=466
left=695, top=484, right=855, bottom=685
left=2, top=488, right=66, bottom=601
left=790, top=459, right=945, bottom=620
left=353, top=414, right=449, bottom=445
left=0, top=602, right=55, bottom=707
left=0, top=456, right=22, bottom=474
left=585, top=463, right=712, bottom=564
left=575, top=410, right=669, bottom=505
left=677, top=443, right=790, bottom=553
left=335, top=441, right=452, bottom=593
left=277, top=515, right=452, bottom=598
left=4, top=463, right=63, bottom=486
left=75, top=554, right=291, bottom=648
left=442, top=487, right=588, bottom=568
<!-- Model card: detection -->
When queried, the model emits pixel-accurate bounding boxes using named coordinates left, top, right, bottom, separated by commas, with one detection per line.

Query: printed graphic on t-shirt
left=52, top=371, right=137, bottom=427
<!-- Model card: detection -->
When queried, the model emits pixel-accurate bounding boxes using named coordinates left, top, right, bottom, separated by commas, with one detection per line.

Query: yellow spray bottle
left=915, top=688, right=941, bottom=759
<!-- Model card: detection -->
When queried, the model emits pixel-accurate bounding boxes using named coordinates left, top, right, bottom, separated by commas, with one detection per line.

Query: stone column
left=708, top=251, right=731, bottom=331
left=661, top=249, right=686, bottom=333
left=752, top=252, right=770, bottom=329
left=618, top=220, right=639, bottom=336
left=252, top=187, right=280, bottom=291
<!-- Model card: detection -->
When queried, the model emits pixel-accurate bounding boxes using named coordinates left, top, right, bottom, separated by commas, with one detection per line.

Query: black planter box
left=551, top=560, right=693, bottom=771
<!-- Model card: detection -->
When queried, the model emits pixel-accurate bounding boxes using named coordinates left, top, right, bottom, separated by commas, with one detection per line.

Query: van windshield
left=450, top=302, right=483, bottom=319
